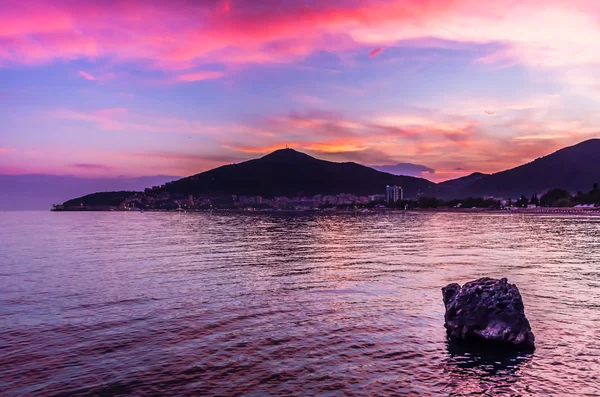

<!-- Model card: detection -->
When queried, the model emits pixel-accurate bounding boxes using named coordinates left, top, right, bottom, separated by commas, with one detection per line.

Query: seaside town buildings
left=115, top=190, right=399, bottom=211
left=55, top=183, right=415, bottom=211
left=385, top=185, right=403, bottom=203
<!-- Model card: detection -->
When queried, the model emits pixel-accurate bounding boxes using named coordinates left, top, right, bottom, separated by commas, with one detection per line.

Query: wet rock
left=442, top=277, right=535, bottom=350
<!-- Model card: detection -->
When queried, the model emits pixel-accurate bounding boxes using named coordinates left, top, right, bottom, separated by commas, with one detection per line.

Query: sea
left=1, top=211, right=599, bottom=396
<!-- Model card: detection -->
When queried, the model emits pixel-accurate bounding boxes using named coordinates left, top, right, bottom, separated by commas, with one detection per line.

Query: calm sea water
left=1, top=211, right=599, bottom=396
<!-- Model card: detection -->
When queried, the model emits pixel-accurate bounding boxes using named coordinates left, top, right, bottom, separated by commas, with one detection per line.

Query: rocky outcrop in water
left=442, top=278, right=535, bottom=349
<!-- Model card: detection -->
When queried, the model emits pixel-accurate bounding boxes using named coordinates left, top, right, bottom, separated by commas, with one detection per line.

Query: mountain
left=47, top=139, right=600, bottom=209
left=0, top=175, right=179, bottom=210
left=436, top=172, right=489, bottom=198
left=158, top=148, right=436, bottom=198
left=456, top=139, right=600, bottom=198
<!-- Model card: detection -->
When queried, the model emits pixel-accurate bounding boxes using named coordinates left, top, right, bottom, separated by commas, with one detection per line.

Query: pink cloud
left=222, top=0, right=231, bottom=14
left=95, top=108, right=128, bottom=119
left=226, top=109, right=487, bottom=170
left=176, top=71, right=225, bottom=82
left=50, top=107, right=215, bottom=135
left=78, top=71, right=95, bottom=80
left=292, top=95, right=326, bottom=106
left=369, top=47, right=383, bottom=57
left=71, top=163, right=113, bottom=171
left=4, top=0, right=599, bottom=74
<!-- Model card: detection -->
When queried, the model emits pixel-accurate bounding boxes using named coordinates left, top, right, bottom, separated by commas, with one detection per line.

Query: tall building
left=385, top=185, right=403, bottom=203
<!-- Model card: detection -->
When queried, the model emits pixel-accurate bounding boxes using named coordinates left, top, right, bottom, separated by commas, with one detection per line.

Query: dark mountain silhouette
left=158, top=148, right=436, bottom=198
left=62, top=191, right=137, bottom=208
left=437, top=172, right=489, bottom=196
left=456, top=139, right=600, bottom=198
left=51, top=139, right=600, bottom=208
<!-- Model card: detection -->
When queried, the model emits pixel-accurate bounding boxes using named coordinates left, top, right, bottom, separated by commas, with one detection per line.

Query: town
left=52, top=183, right=600, bottom=213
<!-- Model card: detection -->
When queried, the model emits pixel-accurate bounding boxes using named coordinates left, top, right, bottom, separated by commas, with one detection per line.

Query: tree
left=540, top=188, right=572, bottom=207
left=554, top=198, right=573, bottom=207
left=417, top=197, right=442, bottom=209
left=530, top=193, right=540, bottom=206
left=594, top=183, right=599, bottom=192
left=516, top=195, right=529, bottom=207
left=508, top=198, right=513, bottom=207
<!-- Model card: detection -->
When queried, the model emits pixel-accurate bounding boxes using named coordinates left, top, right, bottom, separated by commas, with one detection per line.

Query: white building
left=385, top=185, right=403, bottom=203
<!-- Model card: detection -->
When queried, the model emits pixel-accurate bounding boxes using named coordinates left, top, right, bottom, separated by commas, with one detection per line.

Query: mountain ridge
left=454, top=139, right=600, bottom=198
left=158, top=148, right=436, bottom=198
left=51, top=138, right=600, bottom=208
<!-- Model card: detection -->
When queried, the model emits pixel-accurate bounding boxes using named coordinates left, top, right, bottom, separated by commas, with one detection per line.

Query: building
left=385, top=185, right=403, bottom=203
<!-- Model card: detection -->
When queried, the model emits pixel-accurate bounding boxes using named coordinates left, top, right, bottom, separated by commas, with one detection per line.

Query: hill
left=459, top=139, right=600, bottom=198
left=61, top=191, right=138, bottom=208
left=158, top=148, right=436, bottom=198
left=436, top=172, right=489, bottom=198
left=54, top=139, right=600, bottom=208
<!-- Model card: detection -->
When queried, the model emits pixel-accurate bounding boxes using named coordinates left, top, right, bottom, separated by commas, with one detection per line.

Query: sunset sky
left=2, top=0, right=600, bottom=182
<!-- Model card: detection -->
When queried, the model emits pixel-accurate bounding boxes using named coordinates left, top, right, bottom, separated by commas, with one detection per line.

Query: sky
left=2, top=0, right=600, bottom=182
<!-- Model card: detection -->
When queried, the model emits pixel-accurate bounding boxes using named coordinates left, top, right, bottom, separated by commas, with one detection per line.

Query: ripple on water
left=0, top=212, right=599, bottom=396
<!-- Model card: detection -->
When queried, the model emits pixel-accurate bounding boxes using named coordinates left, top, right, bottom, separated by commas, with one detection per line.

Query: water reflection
left=446, top=340, right=533, bottom=373
left=443, top=340, right=534, bottom=395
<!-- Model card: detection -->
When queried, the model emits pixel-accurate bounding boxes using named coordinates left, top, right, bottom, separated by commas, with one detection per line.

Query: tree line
left=384, top=183, right=599, bottom=209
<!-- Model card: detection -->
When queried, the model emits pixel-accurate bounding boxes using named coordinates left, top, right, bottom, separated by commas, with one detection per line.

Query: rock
left=442, top=277, right=535, bottom=350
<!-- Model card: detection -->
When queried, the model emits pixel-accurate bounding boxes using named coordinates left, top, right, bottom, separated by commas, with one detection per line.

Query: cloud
left=127, top=151, right=247, bottom=164
left=512, top=133, right=573, bottom=141
left=120, top=150, right=252, bottom=176
left=51, top=108, right=128, bottom=130
left=291, top=95, right=326, bottom=106
left=222, top=0, right=231, bottom=14
left=176, top=71, right=225, bottom=82
left=0, top=148, right=16, bottom=154
left=223, top=108, right=486, bottom=173
left=50, top=107, right=212, bottom=135
left=78, top=71, right=95, bottom=80
left=3, top=0, right=600, bottom=76
left=369, top=47, right=384, bottom=58
left=306, top=148, right=398, bottom=165
left=371, top=163, right=435, bottom=177
left=71, top=163, right=113, bottom=171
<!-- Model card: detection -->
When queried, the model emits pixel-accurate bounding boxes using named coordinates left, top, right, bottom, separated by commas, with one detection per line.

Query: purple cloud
left=371, top=163, right=435, bottom=178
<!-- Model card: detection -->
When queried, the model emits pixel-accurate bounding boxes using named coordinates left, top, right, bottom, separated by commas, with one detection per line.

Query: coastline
left=412, top=207, right=600, bottom=215
left=50, top=207, right=600, bottom=216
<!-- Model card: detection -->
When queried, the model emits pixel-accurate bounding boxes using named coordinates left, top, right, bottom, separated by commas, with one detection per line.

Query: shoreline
left=412, top=208, right=600, bottom=215
left=50, top=207, right=600, bottom=216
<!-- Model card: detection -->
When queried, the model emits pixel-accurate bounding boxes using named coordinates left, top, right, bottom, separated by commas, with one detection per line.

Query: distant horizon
left=0, top=174, right=179, bottom=211
left=4, top=138, right=599, bottom=210
left=4, top=138, right=593, bottom=185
